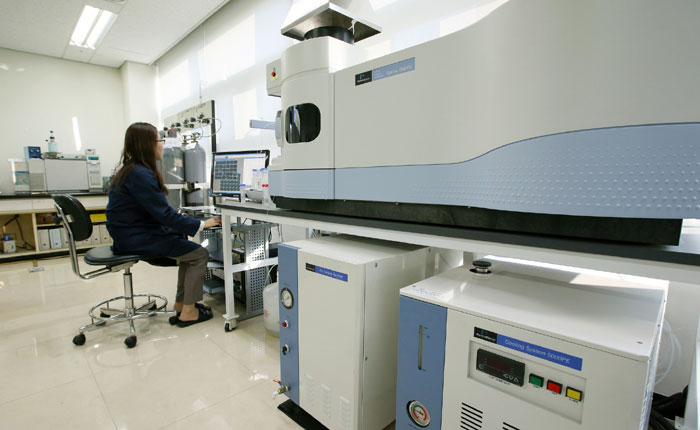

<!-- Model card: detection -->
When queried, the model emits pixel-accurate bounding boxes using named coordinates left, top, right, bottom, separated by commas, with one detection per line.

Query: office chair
left=53, top=194, right=176, bottom=348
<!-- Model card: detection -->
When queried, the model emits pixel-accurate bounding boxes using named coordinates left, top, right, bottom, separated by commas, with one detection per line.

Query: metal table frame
left=219, top=201, right=700, bottom=328
left=219, top=217, right=278, bottom=331
left=220, top=202, right=699, bottom=279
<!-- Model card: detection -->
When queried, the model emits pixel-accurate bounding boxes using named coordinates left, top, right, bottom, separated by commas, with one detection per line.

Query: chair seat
left=141, top=256, right=178, bottom=267
left=84, top=245, right=141, bottom=266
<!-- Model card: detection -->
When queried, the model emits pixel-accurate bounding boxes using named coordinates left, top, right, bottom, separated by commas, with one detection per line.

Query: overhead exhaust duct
left=281, top=0, right=381, bottom=44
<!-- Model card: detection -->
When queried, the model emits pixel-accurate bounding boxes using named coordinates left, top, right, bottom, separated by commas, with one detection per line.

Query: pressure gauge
left=407, top=400, right=430, bottom=427
left=281, top=288, right=294, bottom=309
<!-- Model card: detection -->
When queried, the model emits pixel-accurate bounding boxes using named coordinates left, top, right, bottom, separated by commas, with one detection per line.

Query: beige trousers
left=174, top=246, right=209, bottom=305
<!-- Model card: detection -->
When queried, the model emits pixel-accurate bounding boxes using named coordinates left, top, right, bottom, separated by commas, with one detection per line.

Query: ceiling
left=0, top=0, right=229, bottom=68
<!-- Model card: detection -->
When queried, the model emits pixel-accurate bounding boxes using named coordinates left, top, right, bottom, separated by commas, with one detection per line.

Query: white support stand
left=222, top=213, right=237, bottom=330
left=679, top=317, right=700, bottom=429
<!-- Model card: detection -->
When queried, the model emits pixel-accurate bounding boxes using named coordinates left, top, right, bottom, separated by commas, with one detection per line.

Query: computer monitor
left=211, top=150, right=270, bottom=196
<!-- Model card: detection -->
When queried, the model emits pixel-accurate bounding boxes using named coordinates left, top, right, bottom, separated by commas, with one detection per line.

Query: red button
left=547, top=381, right=562, bottom=394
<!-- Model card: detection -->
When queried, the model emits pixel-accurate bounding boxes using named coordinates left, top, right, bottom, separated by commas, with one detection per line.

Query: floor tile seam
left=0, top=318, right=93, bottom=339
left=206, top=330, right=268, bottom=375
left=203, top=334, right=283, bottom=392
left=0, top=334, right=92, bottom=359
left=0, top=374, right=95, bottom=407
left=0, top=344, right=96, bottom=405
left=154, top=379, right=267, bottom=430
left=86, top=357, right=121, bottom=430
left=80, top=322, right=218, bottom=376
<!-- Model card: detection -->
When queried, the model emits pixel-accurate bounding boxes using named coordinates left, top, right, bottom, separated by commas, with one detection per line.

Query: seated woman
left=106, top=122, right=221, bottom=327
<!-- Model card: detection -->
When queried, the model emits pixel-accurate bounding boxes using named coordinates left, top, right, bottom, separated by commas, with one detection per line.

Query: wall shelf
left=0, top=195, right=110, bottom=262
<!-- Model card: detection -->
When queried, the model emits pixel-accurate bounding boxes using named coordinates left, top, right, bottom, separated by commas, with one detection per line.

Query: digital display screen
left=476, top=349, right=525, bottom=386
left=211, top=151, right=269, bottom=195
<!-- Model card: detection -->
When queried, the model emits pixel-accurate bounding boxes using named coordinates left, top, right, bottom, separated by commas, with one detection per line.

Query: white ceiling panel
left=0, top=0, right=84, bottom=58
left=100, top=0, right=228, bottom=61
left=91, top=45, right=152, bottom=67
left=0, top=0, right=229, bottom=68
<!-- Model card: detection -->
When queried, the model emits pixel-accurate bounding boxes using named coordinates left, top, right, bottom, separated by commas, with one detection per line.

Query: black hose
left=650, top=409, right=676, bottom=430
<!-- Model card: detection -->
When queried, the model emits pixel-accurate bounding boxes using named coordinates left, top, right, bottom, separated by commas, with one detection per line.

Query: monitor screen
left=211, top=150, right=269, bottom=196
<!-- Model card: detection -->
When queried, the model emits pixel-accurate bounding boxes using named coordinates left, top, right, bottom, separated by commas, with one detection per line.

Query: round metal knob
left=471, top=259, right=492, bottom=275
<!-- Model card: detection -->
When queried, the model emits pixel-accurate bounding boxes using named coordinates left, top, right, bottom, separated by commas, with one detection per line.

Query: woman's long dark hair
left=110, top=122, right=167, bottom=194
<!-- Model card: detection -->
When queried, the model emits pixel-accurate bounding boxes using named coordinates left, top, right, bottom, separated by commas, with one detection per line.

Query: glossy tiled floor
left=0, top=256, right=301, bottom=430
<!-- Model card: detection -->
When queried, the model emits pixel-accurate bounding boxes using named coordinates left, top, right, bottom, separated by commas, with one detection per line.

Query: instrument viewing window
left=211, top=150, right=269, bottom=196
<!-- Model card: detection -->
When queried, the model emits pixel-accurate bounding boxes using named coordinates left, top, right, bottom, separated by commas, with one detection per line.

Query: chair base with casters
left=52, top=194, right=176, bottom=349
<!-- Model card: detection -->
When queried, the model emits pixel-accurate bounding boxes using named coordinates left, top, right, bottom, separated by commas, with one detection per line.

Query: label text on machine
left=355, top=57, right=415, bottom=86
left=474, top=326, right=583, bottom=371
left=305, top=263, right=348, bottom=282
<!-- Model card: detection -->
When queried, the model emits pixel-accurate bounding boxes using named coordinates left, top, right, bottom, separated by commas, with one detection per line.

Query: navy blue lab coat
left=106, top=165, right=201, bottom=258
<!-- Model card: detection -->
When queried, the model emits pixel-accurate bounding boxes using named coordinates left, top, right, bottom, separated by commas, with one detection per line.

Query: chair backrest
left=52, top=194, right=93, bottom=241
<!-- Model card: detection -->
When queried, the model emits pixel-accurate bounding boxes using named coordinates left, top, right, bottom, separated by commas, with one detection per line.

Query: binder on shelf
left=90, top=213, right=107, bottom=223
left=61, top=228, right=69, bottom=248
left=99, top=224, right=111, bottom=243
left=49, top=228, right=62, bottom=249
left=38, top=229, right=50, bottom=251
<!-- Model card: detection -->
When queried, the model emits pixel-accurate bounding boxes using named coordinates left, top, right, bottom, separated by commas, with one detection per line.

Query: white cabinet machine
left=396, top=259, right=667, bottom=430
left=277, top=235, right=454, bottom=430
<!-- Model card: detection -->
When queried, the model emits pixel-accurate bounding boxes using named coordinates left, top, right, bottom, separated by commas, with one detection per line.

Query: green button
left=529, top=374, right=544, bottom=387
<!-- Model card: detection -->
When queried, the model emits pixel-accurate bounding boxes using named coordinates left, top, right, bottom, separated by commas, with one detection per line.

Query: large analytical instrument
left=276, top=235, right=453, bottom=430
left=396, top=259, right=668, bottom=430
left=266, top=0, right=700, bottom=245
left=28, top=153, right=102, bottom=192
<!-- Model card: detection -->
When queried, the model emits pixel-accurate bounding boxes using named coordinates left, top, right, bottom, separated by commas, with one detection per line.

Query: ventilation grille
left=244, top=226, right=269, bottom=313
left=503, top=422, right=520, bottom=430
left=460, top=403, right=483, bottom=430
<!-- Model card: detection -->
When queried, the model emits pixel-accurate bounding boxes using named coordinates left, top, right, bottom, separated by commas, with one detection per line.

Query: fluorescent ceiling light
left=70, top=6, right=99, bottom=47
left=70, top=5, right=117, bottom=49
left=85, top=9, right=117, bottom=48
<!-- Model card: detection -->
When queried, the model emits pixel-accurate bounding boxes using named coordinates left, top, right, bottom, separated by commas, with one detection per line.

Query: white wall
left=120, top=61, right=158, bottom=127
left=0, top=47, right=126, bottom=193
left=156, top=0, right=294, bottom=157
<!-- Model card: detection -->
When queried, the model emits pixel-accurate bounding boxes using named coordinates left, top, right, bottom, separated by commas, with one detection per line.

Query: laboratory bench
left=0, top=194, right=110, bottom=263
left=218, top=200, right=695, bottom=430
left=217, top=201, right=700, bottom=285
left=0, top=191, right=107, bottom=199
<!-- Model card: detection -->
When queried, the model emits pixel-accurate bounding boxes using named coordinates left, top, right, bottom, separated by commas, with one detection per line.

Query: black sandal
left=169, top=303, right=211, bottom=325
left=176, top=305, right=213, bottom=328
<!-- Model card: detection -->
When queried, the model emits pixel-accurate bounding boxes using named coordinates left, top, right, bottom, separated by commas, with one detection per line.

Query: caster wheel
left=169, top=315, right=179, bottom=325
left=124, top=336, right=137, bottom=348
left=224, top=322, right=236, bottom=332
left=73, top=333, right=86, bottom=346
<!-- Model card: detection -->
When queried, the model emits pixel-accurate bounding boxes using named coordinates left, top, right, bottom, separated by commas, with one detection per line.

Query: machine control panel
left=476, top=349, right=525, bottom=386
left=468, top=341, right=587, bottom=423
left=86, top=156, right=101, bottom=189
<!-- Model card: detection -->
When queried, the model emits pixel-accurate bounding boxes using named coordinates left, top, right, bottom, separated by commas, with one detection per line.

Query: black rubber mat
left=277, top=399, right=329, bottom=430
